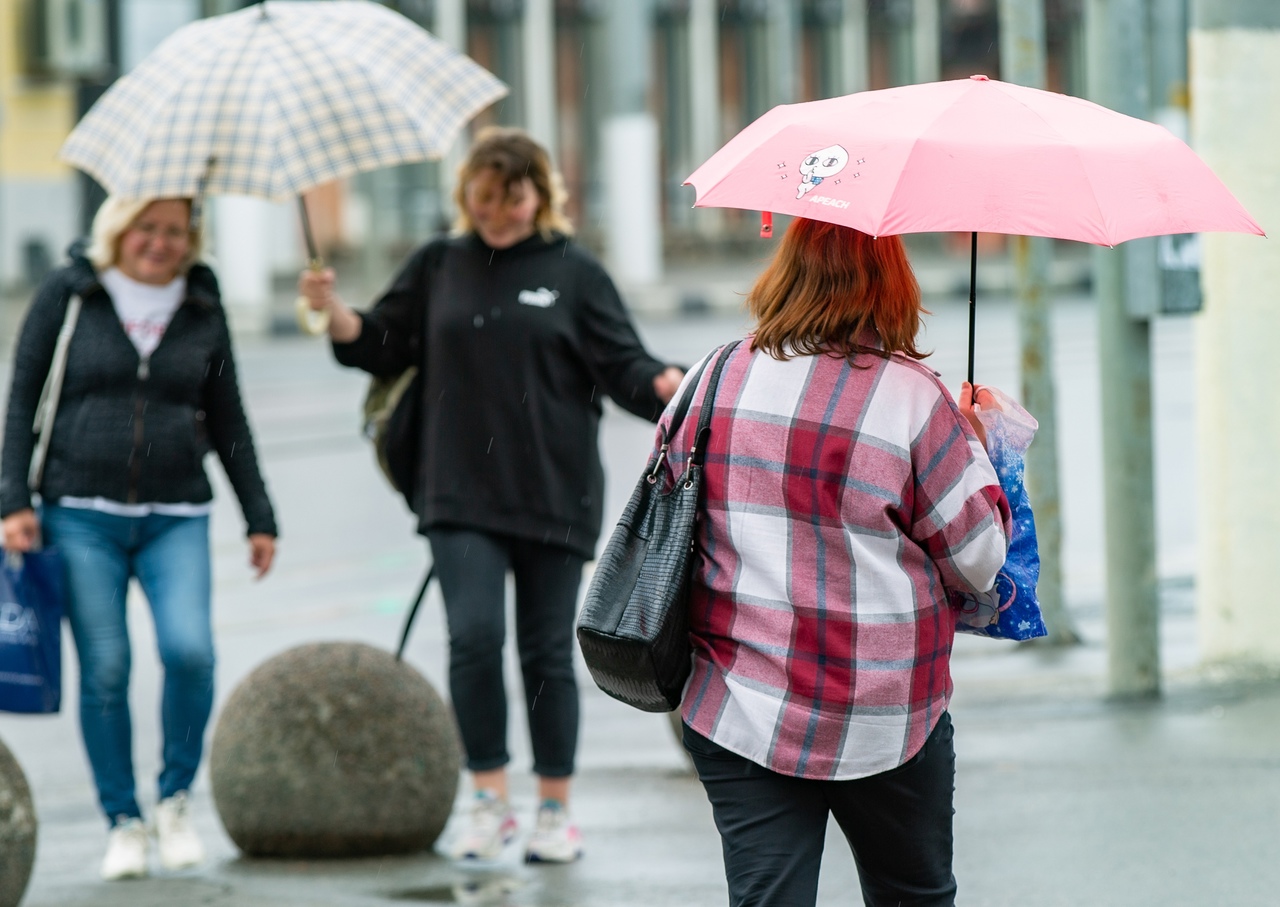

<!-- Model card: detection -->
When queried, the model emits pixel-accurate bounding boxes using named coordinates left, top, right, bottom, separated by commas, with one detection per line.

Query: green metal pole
left=997, top=0, right=1079, bottom=646
left=1085, top=0, right=1161, bottom=698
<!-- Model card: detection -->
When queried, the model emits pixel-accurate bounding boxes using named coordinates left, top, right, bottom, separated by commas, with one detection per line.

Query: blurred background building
left=0, top=0, right=1094, bottom=307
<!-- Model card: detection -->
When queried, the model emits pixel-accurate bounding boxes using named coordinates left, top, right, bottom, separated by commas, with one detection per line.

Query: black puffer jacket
left=0, top=243, right=276, bottom=537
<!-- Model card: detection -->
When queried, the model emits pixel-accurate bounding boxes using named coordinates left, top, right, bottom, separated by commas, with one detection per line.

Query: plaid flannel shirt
left=660, top=340, right=1011, bottom=780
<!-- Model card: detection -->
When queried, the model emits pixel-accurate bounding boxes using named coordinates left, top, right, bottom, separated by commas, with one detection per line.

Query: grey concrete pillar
left=913, top=0, right=940, bottom=83
left=1190, top=0, right=1280, bottom=663
left=433, top=0, right=468, bottom=222
left=996, top=0, right=1077, bottom=645
left=1085, top=0, right=1161, bottom=697
left=766, top=0, right=801, bottom=107
left=522, top=0, right=558, bottom=159
left=838, top=0, right=871, bottom=95
left=602, top=0, right=662, bottom=284
left=688, top=0, right=723, bottom=237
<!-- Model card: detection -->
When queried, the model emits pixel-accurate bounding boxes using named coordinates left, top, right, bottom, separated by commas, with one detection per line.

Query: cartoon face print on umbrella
left=796, top=144, right=849, bottom=199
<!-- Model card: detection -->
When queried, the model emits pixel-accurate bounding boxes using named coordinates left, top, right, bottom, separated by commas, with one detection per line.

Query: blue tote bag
left=0, top=548, right=66, bottom=713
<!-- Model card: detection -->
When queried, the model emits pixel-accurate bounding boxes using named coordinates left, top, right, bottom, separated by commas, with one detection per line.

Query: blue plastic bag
left=952, top=389, right=1047, bottom=641
left=0, top=548, right=66, bottom=713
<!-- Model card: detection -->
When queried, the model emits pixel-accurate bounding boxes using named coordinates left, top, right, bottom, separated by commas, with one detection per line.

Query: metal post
left=433, top=0, right=467, bottom=224
left=838, top=0, right=870, bottom=95
left=688, top=0, right=723, bottom=238
left=912, top=0, right=940, bottom=84
left=602, top=0, right=662, bottom=284
left=996, top=0, right=1078, bottom=646
left=885, top=0, right=914, bottom=87
left=522, top=0, right=557, bottom=160
left=766, top=0, right=800, bottom=107
left=1085, top=0, right=1161, bottom=697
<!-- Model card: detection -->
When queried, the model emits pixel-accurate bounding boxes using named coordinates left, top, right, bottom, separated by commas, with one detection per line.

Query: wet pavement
left=3, top=295, right=1280, bottom=906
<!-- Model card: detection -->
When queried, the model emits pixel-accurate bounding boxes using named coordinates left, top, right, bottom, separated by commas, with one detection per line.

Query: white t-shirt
left=100, top=267, right=186, bottom=358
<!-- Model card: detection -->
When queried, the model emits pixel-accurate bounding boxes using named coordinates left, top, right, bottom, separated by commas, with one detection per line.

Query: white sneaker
left=448, top=791, right=518, bottom=860
left=524, top=800, right=583, bottom=864
left=154, top=791, right=205, bottom=871
left=101, top=816, right=149, bottom=880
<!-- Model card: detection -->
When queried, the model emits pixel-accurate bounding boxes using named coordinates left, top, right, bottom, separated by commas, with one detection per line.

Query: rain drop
left=473, top=314, right=484, bottom=328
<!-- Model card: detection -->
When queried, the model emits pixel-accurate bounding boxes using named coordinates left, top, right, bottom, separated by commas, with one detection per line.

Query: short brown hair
left=452, top=126, right=573, bottom=239
left=748, top=218, right=927, bottom=362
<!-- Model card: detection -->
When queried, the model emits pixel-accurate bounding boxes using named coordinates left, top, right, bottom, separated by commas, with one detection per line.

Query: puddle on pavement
left=387, top=876, right=523, bottom=904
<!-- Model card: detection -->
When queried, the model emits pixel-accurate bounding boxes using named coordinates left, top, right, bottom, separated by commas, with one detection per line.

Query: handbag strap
left=689, top=340, right=740, bottom=467
left=28, top=293, right=83, bottom=491
left=647, top=340, right=741, bottom=485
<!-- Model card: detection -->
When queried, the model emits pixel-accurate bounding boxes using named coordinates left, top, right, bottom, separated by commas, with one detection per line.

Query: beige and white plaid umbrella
left=59, top=0, right=508, bottom=202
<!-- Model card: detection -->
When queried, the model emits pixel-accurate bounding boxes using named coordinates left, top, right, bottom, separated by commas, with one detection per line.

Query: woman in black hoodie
left=299, top=127, right=682, bottom=864
left=1, top=196, right=276, bottom=880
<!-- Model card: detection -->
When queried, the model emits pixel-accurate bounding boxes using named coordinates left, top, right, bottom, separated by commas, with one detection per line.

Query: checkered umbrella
left=59, top=0, right=508, bottom=203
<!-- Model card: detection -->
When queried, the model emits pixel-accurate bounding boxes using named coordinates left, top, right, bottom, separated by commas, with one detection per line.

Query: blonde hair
left=86, top=196, right=204, bottom=273
left=452, top=126, right=574, bottom=239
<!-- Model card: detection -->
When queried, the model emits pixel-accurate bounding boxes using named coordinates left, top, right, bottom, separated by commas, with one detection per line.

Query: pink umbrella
left=684, top=75, right=1264, bottom=381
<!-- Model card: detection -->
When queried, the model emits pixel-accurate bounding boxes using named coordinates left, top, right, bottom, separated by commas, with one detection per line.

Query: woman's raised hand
left=653, top=367, right=685, bottom=405
left=297, top=266, right=337, bottom=312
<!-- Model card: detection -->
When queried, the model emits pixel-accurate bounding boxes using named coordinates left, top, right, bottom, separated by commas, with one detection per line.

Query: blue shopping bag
left=952, top=389, right=1048, bottom=642
left=0, top=548, right=66, bottom=713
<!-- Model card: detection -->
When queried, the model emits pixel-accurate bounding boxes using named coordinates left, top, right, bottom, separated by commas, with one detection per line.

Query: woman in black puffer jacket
left=0, top=196, right=276, bottom=881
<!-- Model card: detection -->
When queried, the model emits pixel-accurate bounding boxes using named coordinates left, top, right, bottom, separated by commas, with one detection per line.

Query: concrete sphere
left=0, top=736, right=36, bottom=907
left=210, top=641, right=461, bottom=857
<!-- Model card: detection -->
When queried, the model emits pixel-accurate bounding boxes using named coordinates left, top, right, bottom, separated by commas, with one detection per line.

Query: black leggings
left=684, top=713, right=957, bottom=907
left=427, top=527, right=584, bottom=778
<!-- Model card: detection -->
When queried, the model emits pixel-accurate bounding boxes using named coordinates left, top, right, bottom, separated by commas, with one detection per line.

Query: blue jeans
left=41, top=505, right=214, bottom=825
left=426, top=528, right=583, bottom=778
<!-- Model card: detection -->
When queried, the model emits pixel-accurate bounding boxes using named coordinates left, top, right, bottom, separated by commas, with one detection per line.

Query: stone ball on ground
left=210, top=641, right=461, bottom=858
left=0, top=735, right=37, bottom=907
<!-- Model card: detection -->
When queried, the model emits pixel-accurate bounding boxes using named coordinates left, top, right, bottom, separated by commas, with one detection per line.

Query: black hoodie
left=333, top=232, right=669, bottom=558
left=0, top=243, right=277, bottom=537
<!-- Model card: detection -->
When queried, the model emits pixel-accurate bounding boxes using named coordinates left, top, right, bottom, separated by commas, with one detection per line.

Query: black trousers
left=683, top=713, right=957, bottom=907
left=427, top=527, right=584, bottom=778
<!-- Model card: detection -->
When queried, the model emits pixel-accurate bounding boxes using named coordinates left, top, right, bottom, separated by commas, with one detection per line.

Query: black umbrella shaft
left=967, top=231, right=977, bottom=387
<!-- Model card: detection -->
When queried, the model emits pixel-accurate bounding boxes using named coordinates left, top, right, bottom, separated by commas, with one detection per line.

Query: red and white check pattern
left=60, top=1, right=507, bottom=201
left=661, top=341, right=1011, bottom=780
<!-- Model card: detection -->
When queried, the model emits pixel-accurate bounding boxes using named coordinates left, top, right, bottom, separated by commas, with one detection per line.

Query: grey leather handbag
left=576, top=340, right=739, bottom=712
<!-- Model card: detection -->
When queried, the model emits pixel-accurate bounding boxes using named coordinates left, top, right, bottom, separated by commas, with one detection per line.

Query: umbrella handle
left=295, top=197, right=332, bottom=336
left=295, top=264, right=332, bottom=335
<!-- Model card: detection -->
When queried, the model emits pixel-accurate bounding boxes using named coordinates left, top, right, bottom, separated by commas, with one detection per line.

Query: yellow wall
left=0, top=0, right=77, bottom=178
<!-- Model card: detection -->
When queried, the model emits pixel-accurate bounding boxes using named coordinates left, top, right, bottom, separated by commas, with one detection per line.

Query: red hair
left=748, top=218, right=927, bottom=362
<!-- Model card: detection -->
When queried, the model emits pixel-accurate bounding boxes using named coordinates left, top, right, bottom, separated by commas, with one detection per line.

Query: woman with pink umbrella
left=656, top=215, right=1011, bottom=907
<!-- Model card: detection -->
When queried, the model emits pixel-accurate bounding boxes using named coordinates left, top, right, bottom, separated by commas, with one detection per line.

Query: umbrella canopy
left=59, top=0, right=508, bottom=201
left=684, top=75, right=1263, bottom=246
